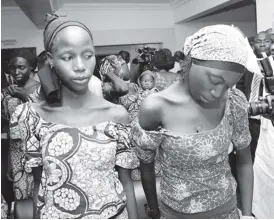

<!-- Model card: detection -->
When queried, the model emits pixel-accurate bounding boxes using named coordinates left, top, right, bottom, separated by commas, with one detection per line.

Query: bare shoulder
left=140, top=92, right=164, bottom=113
left=108, top=103, right=130, bottom=124
left=138, top=92, right=166, bottom=130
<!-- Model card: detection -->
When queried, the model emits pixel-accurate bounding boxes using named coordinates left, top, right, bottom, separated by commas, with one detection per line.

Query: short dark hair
left=152, top=48, right=174, bottom=71
left=174, top=51, right=184, bottom=62
left=118, top=50, right=130, bottom=64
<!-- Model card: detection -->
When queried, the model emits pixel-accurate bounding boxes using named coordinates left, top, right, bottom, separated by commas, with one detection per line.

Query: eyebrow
left=207, top=71, right=225, bottom=83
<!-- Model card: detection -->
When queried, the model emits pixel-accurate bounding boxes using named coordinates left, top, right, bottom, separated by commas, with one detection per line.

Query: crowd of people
left=1, top=13, right=274, bottom=219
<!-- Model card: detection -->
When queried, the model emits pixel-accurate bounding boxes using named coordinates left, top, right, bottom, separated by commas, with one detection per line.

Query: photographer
left=251, top=30, right=274, bottom=219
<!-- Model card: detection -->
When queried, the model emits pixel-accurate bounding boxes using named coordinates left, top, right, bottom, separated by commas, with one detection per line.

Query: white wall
left=174, top=4, right=257, bottom=50
left=256, top=0, right=274, bottom=32
left=175, top=21, right=256, bottom=50
left=1, top=3, right=176, bottom=54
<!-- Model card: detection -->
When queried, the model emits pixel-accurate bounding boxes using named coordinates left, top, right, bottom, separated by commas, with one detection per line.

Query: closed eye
left=208, top=76, right=219, bottom=85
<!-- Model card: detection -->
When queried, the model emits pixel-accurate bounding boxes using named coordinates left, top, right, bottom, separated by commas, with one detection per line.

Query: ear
left=47, top=52, right=53, bottom=67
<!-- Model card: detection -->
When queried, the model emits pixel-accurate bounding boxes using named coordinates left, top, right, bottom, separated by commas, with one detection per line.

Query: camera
left=136, top=46, right=157, bottom=64
left=248, top=56, right=274, bottom=126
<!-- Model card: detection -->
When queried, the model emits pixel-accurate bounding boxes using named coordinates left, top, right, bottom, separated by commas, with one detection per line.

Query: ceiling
left=1, top=0, right=174, bottom=7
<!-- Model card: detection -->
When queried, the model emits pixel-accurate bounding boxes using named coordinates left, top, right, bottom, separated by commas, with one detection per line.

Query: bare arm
left=235, top=146, right=253, bottom=216
left=138, top=96, right=162, bottom=218
left=118, top=167, right=138, bottom=218
left=106, top=71, right=129, bottom=96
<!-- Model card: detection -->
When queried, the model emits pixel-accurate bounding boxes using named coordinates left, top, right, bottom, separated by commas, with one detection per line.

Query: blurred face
left=8, top=57, right=31, bottom=85
left=140, top=74, right=154, bottom=90
left=271, top=44, right=274, bottom=56
left=188, top=62, right=243, bottom=104
left=254, top=32, right=272, bottom=54
left=48, top=26, right=96, bottom=94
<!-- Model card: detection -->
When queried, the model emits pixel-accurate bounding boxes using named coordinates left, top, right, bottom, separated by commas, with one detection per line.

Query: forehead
left=54, top=26, right=93, bottom=51
left=142, top=74, right=154, bottom=80
left=9, top=57, right=29, bottom=66
left=194, top=63, right=242, bottom=81
left=255, top=33, right=271, bottom=40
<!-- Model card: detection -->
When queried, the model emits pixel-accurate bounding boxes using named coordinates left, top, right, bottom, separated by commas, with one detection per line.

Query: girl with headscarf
left=131, top=25, right=253, bottom=219
left=1, top=49, right=40, bottom=121
left=9, top=14, right=138, bottom=219
left=100, top=54, right=130, bottom=103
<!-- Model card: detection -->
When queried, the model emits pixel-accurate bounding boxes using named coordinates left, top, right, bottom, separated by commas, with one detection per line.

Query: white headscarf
left=184, top=24, right=248, bottom=67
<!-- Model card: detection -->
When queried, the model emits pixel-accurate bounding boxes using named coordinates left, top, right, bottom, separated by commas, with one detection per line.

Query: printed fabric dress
left=9, top=102, right=139, bottom=219
left=1, top=195, right=8, bottom=219
left=154, top=72, right=183, bottom=91
left=131, top=89, right=251, bottom=218
left=1, top=86, right=41, bottom=200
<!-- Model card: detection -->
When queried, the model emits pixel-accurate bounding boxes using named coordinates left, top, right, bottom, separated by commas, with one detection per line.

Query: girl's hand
left=7, top=85, right=28, bottom=102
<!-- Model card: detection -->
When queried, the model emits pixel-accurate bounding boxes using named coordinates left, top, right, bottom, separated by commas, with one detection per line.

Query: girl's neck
left=60, top=85, right=92, bottom=109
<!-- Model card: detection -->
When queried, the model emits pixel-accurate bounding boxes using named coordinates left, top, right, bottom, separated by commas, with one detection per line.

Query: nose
left=15, top=69, right=21, bottom=75
left=73, top=57, right=86, bottom=72
left=260, top=42, right=266, bottom=47
left=210, top=85, right=224, bottom=99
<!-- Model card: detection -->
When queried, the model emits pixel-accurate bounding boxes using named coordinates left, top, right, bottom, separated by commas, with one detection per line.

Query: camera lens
left=249, top=101, right=270, bottom=116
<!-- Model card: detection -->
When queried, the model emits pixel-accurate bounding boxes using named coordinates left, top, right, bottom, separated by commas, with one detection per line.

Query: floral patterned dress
left=154, top=72, right=183, bottom=91
left=1, top=86, right=41, bottom=200
left=9, top=102, right=139, bottom=219
left=1, top=195, right=8, bottom=219
left=131, top=89, right=251, bottom=218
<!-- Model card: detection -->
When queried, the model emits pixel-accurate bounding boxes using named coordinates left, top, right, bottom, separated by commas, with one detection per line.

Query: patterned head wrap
left=100, top=55, right=126, bottom=103
left=184, top=25, right=248, bottom=69
left=99, top=55, right=125, bottom=80
left=43, top=14, right=93, bottom=52
left=39, top=14, right=93, bottom=103
left=137, top=70, right=156, bottom=87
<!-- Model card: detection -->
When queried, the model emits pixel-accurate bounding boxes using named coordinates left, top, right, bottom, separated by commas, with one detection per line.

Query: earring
left=211, top=89, right=215, bottom=94
left=49, top=63, right=53, bottom=69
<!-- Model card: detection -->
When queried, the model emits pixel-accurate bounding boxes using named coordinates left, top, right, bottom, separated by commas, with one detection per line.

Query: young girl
left=9, top=14, right=138, bottom=219
left=132, top=25, right=253, bottom=219
left=119, top=70, right=158, bottom=123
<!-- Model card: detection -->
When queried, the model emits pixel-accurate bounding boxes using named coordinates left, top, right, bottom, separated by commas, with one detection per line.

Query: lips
left=72, top=77, right=89, bottom=85
left=200, top=95, right=210, bottom=102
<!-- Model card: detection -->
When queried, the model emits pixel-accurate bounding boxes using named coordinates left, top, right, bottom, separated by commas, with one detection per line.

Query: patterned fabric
left=119, top=83, right=158, bottom=123
left=100, top=55, right=125, bottom=103
left=1, top=86, right=41, bottom=200
left=1, top=195, right=8, bottom=219
left=9, top=102, right=139, bottom=219
left=1, top=87, right=23, bottom=122
left=131, top=88, right=251, bottom=213
left=184, top=25, right=248, bottom=67
left=154, top=72, right=182, bottom=91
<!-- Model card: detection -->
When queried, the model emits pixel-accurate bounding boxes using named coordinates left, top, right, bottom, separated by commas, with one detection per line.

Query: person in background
left=246, top=31, right=273, bottom=162
left=252, top=29, right=274, bottom=219
left=132, top=25, right=253, bottom=219
left=120, top=70, right=159, bottom=123
left=100, top=55, right=131, bottom=103
left=151, top=48, right=182, bottom=91
left=266, top=28, right=274, bottom=42
left=119, top=50, right=131, bottom=71
left=170, top=51, right=184, bottom=73
left=9, top=14, right=138, bottom=219
left=270, top=43, right=274, bottom=56
left=253, top=31, right=272, bottom=57
left=2, top=50, right=40, bottom=122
